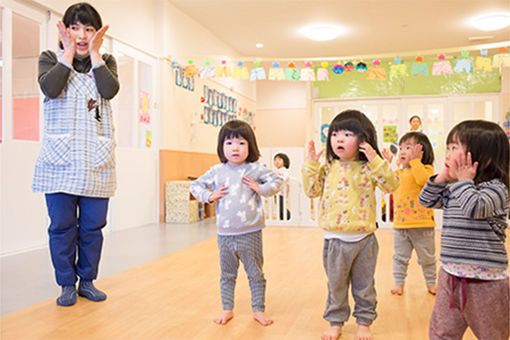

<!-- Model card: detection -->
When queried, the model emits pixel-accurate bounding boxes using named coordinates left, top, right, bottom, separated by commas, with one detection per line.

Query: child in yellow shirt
left=303, top=110, right=399, bottom=340
left=383, top=132, right=437, bottom=295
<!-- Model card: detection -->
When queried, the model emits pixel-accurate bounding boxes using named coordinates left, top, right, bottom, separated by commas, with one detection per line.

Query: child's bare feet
left=427, top=285, right=437, bottom=295
left=253, top=311, right=274, bottom=326
left=390, top=284, right=403, bottom=295
left=356, top=324, right=372, bottom=340
left=213, top=310, right=233, bottom=325
left=321, top=326, right=342, bottom=340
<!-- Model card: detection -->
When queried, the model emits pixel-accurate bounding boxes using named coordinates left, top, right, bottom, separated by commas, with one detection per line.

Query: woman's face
left=68, top=22, right=96, bottom=56
left=410, top=117, right=421, bottom=131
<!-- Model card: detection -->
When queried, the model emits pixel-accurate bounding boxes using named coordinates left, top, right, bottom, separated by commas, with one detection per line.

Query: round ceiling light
left=472, top=13, right=510, bottom=31
left=256, top=43, right=264, bottom=48
left=301, top=24, right=345, bottom=41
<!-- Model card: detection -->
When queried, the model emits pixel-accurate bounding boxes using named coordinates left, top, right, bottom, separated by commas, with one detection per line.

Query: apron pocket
left=41, top=134, right=71, bottom=166
left=95, top=136, right=115, bottom=169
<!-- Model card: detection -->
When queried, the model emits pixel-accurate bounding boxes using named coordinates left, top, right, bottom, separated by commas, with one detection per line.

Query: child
left=302, top=110, right=399, bottom=340
left=190, top=120, right=282, bottom=326
left=32, top=2, right=119, bottom=307
left=419, top=120, right=509, bottom=339
left=273, top=153, right=291, bottom=220
left=384, top=132, right=437, bottom=296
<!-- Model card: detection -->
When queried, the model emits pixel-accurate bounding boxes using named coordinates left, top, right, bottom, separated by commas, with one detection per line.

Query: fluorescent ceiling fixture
left=472, top=13, right=510, bottom=31
left=301, top=24, right=345, bottom=41
left=256, top=43, right=264, bottom=48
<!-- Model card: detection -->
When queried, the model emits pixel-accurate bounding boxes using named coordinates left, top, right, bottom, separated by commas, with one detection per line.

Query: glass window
left=138, top=61, right=152, bottom=149
left=427, top=103, right=445, bottom=163
left=453, top=101, right=471, bottom=125
left=12, top=12, right=39, bottom=141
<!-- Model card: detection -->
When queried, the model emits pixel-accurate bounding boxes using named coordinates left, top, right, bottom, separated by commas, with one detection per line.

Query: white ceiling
left=168, top=0, right=510, bottom=59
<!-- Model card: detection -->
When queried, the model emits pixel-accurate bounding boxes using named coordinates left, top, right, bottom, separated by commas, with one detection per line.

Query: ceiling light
left=472, top=13, right=510, bottom=31
left=301, top=24, right=345, bottom=41
left=256, top=43, right=264, bottom=48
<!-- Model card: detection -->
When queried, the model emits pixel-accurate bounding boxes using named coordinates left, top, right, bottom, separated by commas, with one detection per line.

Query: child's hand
left=359, top=142, right=377, bottom=162
left=435, top=166, right=454, bottom=183
left=208, top=184, right=228, bottom=203
left=242, top=176, right=260, bottom=194
left=307, top=140, right=323, bottom=162
left=451, top=152, right=478, bottom=181
left=382, top=148, right=393, bottom=163
left=409, top=143, right=424, bottom=161
left=57, top=21, right=76, bottom=61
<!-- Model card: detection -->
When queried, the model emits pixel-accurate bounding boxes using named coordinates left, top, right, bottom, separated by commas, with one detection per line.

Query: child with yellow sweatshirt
left=383, top=132, right=437, bottom=296
left=303, top=110, right=399, bottom=340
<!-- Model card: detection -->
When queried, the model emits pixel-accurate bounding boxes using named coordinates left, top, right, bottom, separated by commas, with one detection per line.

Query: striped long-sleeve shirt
left=419, top=176, right=508, bottom=269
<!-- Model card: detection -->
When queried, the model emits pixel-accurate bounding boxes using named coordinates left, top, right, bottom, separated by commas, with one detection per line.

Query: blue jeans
left=45, top=193, right=109, bottom=286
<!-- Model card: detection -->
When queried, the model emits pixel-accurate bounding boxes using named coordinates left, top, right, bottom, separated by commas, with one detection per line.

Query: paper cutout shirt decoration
left=316, top=68, right=329, bottom=81
left=285, top=68, right=301, bottom=80
left=250, top=67, right=266, bottom=81
left=216, top=65, right=232, bottom=78
left=233, top=66, right=250, bottom=79
left=184, top=64, right=197, bottom=77
left=199, top=66, right=216, bottom=79
left=411, top=62, right=429, bottom=76
left=268, top=63, right=285, bottom=80
left=389, top=64, right=408, bottom=79
left=432, top=61, right=453, bottom=75
left=474, top=56, right=492, bottom=71
left=454, top=58, right=473, bottom=73
left=493, top=53, right=510, bottom=68
left=332, top=64, right=345, bottom=74
left=366, top=66, right=386, bottom=80
left=300, top=68, right=316, bottom=81
left=356, top=62, right=367, bottom=72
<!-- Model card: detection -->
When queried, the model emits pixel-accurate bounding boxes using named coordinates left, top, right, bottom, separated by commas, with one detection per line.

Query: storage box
left=166, top=200, right=199, bottom=223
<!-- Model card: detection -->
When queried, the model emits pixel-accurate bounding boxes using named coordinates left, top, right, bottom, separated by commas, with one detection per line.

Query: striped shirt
left=419, top=176, right=508, bottom=269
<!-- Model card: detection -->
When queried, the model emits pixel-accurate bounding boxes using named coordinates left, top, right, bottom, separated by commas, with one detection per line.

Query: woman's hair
left=399, top=132, right=434, bottom=165
left=409, top=115, right=422, bottom=124
left=446, top=120, right=509, bottom=189
left=274, top=153, right=290, bottom=168
left=326, top=110, right=381, bottom=162
left=217, top=120, right=260, bottom=163
left=59, top=3, right=102, bottom=49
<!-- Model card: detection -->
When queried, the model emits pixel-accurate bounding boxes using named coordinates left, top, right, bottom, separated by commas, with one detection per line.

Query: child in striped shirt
left=419, top=120, right=509, bottom=340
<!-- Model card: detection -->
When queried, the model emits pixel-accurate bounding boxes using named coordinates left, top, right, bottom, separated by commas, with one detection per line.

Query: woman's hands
left=89, top=25, right=109, bottom=65
left=307, top=140, right=323, bottom=161
left=57, top=21, right=76, bottom=64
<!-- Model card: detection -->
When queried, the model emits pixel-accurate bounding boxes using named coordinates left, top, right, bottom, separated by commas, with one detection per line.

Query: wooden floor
left=1, top=227, right=495, bottom=339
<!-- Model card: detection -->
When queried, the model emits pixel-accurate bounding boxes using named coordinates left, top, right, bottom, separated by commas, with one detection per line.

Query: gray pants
left=217, top=230, right=266, bottom=312
left=392, top=228, right=436, bottom=286
left=323, top=233, right=379, bottom=327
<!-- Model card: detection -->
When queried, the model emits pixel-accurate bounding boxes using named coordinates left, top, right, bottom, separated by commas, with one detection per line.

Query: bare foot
left=321, top=326, right=342, bottom=340
left=356, top=324, right=372, bottom=340
left=253, top=311, right=274, bottom=326
left=390, top=284, right=403, bottom=295
left=213, top=310, right=233, bottom=325
left=427, top=285, right=437, bottom=295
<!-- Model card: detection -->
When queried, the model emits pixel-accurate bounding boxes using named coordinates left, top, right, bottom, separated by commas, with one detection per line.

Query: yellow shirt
left=393, top=159, right=435, bottom=228
left=302, top=156, right=399, bottom=234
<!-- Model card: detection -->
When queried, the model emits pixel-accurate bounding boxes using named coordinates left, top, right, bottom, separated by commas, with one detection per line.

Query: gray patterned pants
left=217, top=230, right=266, bottom=312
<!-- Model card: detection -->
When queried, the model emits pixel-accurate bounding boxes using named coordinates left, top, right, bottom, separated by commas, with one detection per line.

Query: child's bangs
left=329, top=118, right=364, bottom=136
left=67, top=9, right=101, bottom=29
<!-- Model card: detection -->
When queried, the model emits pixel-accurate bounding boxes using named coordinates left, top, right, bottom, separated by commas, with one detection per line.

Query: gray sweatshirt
left=190, top=162, right=283, bottom=235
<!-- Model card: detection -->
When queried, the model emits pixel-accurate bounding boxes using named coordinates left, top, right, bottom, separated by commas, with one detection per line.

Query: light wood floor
left=2, top=227, right=499, bottom=339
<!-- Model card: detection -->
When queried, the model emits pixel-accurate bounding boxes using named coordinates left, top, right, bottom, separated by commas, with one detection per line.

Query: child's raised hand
left=359, top=142, right=377, bottom=162
left=452, top=151, right=478, bottom=181
left=242, top=176, right=260, bottom=194
left=382, top=148, right=393, bottom=163
left=307, top=140, right=323, bottom=162
left=208, top=184, right=229, bottom=203
left=409, top=143, right=424, bottom=161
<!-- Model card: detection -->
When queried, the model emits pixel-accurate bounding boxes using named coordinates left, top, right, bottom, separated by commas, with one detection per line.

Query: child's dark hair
left=59, top=3, right=103, bottom=49
left=326, top=110, right=381, bottom=162
left=446, top=120, right=509, bottom=189
left=274, top=153, right=290, bottom=168
left=217, top=120, right=260, bottom=163
left=399, top=132, right=434, bottom=165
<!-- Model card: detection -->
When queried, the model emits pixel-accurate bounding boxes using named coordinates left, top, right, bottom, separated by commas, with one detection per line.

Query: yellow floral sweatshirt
left=302, top=156, right=399, bottom=234
left=393, top=159, right=435, bottom=228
